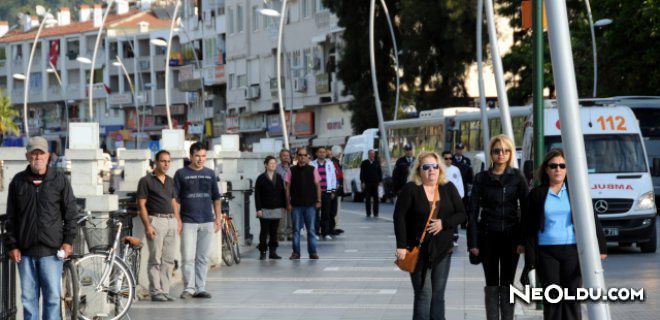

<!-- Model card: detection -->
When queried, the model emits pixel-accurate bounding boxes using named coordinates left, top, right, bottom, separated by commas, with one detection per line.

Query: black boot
left=500, top=285, right=514, bottom=320
left=259, top=251, right=267, bottom=260
left=269, top=249, right=282, bottom=260
left=485, top=286, right=500, bottom=320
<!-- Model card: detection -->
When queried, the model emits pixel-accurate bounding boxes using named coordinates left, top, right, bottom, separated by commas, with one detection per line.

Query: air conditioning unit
left=293, top=77, right=307, bottom=92
left=244, top=84, right=260, bottom=100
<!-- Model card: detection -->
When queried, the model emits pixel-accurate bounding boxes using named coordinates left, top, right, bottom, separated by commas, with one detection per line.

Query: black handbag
left=469, top=251, right=481, bottom=265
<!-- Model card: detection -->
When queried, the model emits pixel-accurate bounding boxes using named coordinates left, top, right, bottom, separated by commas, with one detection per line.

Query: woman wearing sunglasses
left=467, top=135, right=529, bottom=320
left=522, top=149, right=606, bottom=320
left=393, top=151, right=466, bottom=320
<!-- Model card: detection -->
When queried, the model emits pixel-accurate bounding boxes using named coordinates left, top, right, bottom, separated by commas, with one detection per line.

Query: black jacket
left=394, top=181, right=467, bottom=267
left=452, top=155, right=473, bottom=185
left=5, top=166, right=78, bottom=257
left=392, top=156, right=415, bottom=193
left=522, top=184, right=607, bottom=269
left=467, top=167, right=529, bottom=249
left=254, top=172, right=287, bottom=211
left=360, top=159, right=382, bottom=184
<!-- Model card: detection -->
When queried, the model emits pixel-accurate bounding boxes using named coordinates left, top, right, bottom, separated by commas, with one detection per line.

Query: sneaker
left=180, top=291, right=193, bottom=299
left=453, top=241, right=458, bottom=247
left=193, top=291, right=212, bottom=298
left=313, top=234, right=320, bottom=241
left=151, top=293, right=168, bottom=302
left=309, top=253, right=319, bottom=260
left=259, top=252, right=267, bottom=260
left=164, top=294, right=176, bottom=301
left=289, top=252, right=301, bottom=260
left=269, top=252, right=282, bottom=259
left=324, top=235, right=333, bottom=241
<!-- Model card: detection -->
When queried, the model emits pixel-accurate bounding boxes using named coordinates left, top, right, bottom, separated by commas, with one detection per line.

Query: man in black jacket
left=360, top=150, right=382, bottom=217
left=6, top=136, right=78, bottom=320
left=452, top=143, right=473, bottom=228
left=392, top=144, right=415, bottom=195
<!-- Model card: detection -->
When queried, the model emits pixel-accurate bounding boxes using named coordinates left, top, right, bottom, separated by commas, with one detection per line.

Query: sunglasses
left=443, top=157, right=452, bottom=160
left=548, top=163, right=566, bottom=170
left=491, top=148, right=512, bottom=155
left=421, top=163, right=439, bottom=171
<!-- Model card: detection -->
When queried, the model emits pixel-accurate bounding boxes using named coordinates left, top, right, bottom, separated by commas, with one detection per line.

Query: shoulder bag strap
left=417, top=184, right=439, bottom=247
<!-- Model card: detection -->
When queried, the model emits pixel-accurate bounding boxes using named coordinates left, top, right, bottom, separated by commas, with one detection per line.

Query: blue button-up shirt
left=539, top=183, right=577, bottom=245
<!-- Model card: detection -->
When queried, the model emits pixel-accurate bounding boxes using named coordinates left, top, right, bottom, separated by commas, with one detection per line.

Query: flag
left=49, top=39, right=60, bottom=67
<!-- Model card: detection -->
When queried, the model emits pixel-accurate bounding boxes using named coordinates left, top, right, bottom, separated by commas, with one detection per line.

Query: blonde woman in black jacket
left=523, top=149, right=606, bottom=320
left=394, top=151, right=466, bottom=320
left=467, top=135, right=529, bottom=320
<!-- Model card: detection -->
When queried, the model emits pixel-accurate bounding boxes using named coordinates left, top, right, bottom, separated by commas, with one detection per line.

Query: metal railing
left=0, top=215, right=17, bottom=320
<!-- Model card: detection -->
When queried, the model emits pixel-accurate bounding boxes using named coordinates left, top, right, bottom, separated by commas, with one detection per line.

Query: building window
left=252, top=6, right=260, bottom=32
left=292, top=50, right=301, bottom=77
left=228, top=8, right=234, bottom=34
left=237, top=5, right=244, bottom=33
left=237, top=74, right=247, bottom=88
left=303, top=48, right=312, bottom=76
left=228, top=73, right=235, bottom=90
left=316, top=0, right=326, bottom=12
left=302, top=0, right=310, bottom=18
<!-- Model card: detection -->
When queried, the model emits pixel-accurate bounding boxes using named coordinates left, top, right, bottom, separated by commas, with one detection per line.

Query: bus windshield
left=545, top=134, right=647, bottom=173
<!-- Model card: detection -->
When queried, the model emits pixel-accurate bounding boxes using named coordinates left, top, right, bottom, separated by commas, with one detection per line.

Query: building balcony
left=67, top=84, right=81, bottom=100
left=48, top=86, right=63, bottom=101
left=137, top=57, right=151, bottom=72
left=12, top=58, right=24, bottom=72
left=152, top=88, right=187, bottom=105
left=0, top=60, right=7, bottom=75
left=11, top=88, right=24, bottom=102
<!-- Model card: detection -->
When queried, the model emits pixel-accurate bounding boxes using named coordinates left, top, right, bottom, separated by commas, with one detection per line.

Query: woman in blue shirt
left=523, top=149, right=607, bottom=320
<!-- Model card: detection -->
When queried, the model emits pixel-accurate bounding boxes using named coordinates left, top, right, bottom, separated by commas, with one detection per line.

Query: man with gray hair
left=6, top=136, right=78, bottom=320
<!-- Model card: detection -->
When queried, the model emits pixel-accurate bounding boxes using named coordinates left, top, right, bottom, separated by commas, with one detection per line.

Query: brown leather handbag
left=395, top=184, right=439, bottom=273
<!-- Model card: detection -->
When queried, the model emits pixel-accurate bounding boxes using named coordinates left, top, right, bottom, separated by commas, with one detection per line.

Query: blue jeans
left=291, top=206, right=317, bottom=255
left=18, top=255, right=64, bottom=320
left=410, top=254, right=452, bottom=320
left=181, top=222, right=215, bottom=294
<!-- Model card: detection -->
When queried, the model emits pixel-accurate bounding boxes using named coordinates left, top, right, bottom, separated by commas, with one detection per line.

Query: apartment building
left=224, top=0, right=353, bottom=150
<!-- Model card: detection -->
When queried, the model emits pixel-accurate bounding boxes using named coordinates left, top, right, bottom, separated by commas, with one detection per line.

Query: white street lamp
left=259, top=0, right=290, bottom=150
left=160, top=0, right=182, bottom=130
left=76, top=56, right=92, bottom=64
left=376, top=0, right=401, bottom=122
left=12, top=73, right=26, bottom=80
left=46, top=61, right=71, bottom=149
left=150, top=38, right=168, bottom=47
left=113, top=56, right=143, bottom=148
left=594, top=18, right=612, bottom=27
left=584, top=0, right=612, bottom=97
left=476, top=0, right=490, bottom=164
left=87, top=0, right=116, bottom=121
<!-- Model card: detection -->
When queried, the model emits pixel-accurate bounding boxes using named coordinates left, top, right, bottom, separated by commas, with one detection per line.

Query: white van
left=342, top=129, right=380, bottom=201
left=522, top=104, right=657, bottom=252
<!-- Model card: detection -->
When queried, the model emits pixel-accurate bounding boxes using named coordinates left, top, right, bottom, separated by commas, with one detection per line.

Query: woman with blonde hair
left=467, top=135, right=529, bottom=320
left=394, top=151, right=466, bottom=320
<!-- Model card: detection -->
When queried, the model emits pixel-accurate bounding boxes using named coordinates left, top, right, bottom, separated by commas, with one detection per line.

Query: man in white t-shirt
left=442, top=151, right=464, bottom=246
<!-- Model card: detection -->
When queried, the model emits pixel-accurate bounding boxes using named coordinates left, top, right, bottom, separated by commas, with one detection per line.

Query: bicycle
left=65, top=210, right=142, bottom=320
left=220, top=193, right=241, bottom=266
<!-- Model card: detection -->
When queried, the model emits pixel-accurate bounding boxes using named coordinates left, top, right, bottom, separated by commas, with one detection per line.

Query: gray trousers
left=181, top=222, right=214, bottom=294
left=147, top=216, right=177, bottom=295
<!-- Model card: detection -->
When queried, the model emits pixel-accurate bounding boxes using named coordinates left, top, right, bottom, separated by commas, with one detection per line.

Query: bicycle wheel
left=123, top=247, right=141, bottom=286
left=61, top=260, right=79, bottom=320
left=221, top=227, right=234, bottom=266
left=230, top=224, right=241, bottom=264
left=75, top=254, right=135, bottom=320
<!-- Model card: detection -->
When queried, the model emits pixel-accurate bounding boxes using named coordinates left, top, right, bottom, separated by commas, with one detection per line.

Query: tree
left=0, top=90, right=20, bottom=146
left=499, top=0, right=659, bottom=104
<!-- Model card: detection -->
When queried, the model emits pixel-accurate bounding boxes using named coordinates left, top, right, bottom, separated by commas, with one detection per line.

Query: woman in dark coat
left=523, top=149, right=607, bottom=320
left=254, top=156, right=287, bottom=260
left=467, top=135, right=529, bottom=320
left=394, top=151, right=467, bottom=320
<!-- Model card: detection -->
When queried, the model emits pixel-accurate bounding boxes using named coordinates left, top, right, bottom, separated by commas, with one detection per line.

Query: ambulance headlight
left=636, top=192, right=655, bottom=211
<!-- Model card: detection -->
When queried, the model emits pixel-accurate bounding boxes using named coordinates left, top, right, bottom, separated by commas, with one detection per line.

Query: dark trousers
left=538, top=245, right=581, bottom=320
left=258, top=218, right=280, bottom=252
left=330, top=192, right=339, bottom=231
left=480, top=230, right=520, bottom=286
left=410, top=254, right=452, bottom=320
left=364, top=182, right=379, bottom=217
left=318, top=192, right=334, bottom=236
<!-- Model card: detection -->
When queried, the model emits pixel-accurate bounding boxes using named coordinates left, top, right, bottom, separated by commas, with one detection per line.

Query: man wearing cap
left=392, top=144, right=415, bottom=195
left=452, top=143, right=473, bottom=228
left=5, top=136, right=78, bottom=320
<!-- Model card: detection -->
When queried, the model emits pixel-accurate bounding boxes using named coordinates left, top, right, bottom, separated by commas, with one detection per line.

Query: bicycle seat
left=122, top=236, right=142, bottom=248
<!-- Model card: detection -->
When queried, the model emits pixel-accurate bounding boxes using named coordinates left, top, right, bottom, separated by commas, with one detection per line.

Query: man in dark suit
left=452, top=143, right=473, bottom=228
left=392, top=144, right=415, bottom=195
left=360, top=150, right=382, bottom=217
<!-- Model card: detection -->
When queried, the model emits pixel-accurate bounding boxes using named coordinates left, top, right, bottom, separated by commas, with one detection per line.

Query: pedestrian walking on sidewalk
left=393, top=151, right=466, bottom=320
left=392, top=144, right=415, bottom=195
left=174, top=142, right=223, bottom=299
left=311, top=147, right=337, bottom=240
left=467, top=135, right=529, bottom=320
left=442, top=150, right=464, bottom=247
left=5, top=136, right=78, bottom=320
left=522, top=149, right=607, bottom=320
left=285, top=147, right=321, bottom=260
left=276, top=149, right=293, bottom=241
left=137, top=150, right=182, bottom=302
left=255, top=156, right=287, bottom=260
left=330, top=145, right=345, bottom=235
left=360, top=149, right=382, bottom=217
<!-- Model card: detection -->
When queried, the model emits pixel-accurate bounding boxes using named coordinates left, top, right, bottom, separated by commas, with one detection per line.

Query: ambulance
left=522, top=102, right=657, bottom=253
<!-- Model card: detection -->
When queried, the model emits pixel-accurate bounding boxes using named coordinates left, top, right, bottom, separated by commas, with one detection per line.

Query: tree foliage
left=0, top=90, right=19, bottom=145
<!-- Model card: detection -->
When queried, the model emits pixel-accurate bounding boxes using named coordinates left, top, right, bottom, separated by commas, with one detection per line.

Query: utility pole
left=533, top=0, right=544, bottom=170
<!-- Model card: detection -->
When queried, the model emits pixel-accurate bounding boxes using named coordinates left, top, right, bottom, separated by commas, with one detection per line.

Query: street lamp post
left=17, top=7, right=56, bottom=137
left=45, top=62, right=71, bottom=150
left=163, top=0, right=182, bottom=130
left=476, top=0, right=490, bottom=164
left=113, top=56, right=142, bottom=149
left=545, top=1, right=611, bottom=318
left=584, top=0, right=612, bottom=97
left=87, top=0, right=116, bottom=121
left=369, top=0, right=393, bottom=175
left=377, top=0, right=401, bottom=122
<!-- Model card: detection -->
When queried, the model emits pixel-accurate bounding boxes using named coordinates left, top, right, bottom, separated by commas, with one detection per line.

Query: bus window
left=545, top=134, right=647, bottom=173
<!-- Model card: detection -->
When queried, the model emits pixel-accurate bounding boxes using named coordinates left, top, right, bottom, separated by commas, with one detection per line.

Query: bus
left=521, top=103, right=656, bottom=253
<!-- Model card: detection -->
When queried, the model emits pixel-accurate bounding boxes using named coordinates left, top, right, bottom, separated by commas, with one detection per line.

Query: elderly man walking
left=6, top=136, right=78, bottom=320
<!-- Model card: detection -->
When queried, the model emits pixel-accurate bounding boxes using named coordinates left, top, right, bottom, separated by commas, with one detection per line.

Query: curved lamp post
left=369, top=0, right=393, bottom=175
left=161, top=0, right=182, bottom=130
left=259, top=2, right=290, bottom=150
left=18, top=6, right=56, bottom=137
left=113, top=56, right=142, bottom=148
left=585, top=0, right=612, bottom=97
left=377, top=0, right=401, bottom=122
left=45, top=62, right=71, bottom=150
left=87, top=0, right=116, bottom=121
left=476, top=0, right=490, bottom=164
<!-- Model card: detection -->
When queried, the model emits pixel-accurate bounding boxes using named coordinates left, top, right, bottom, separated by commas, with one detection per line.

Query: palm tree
left=0, top=90, right=20, bottom=146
